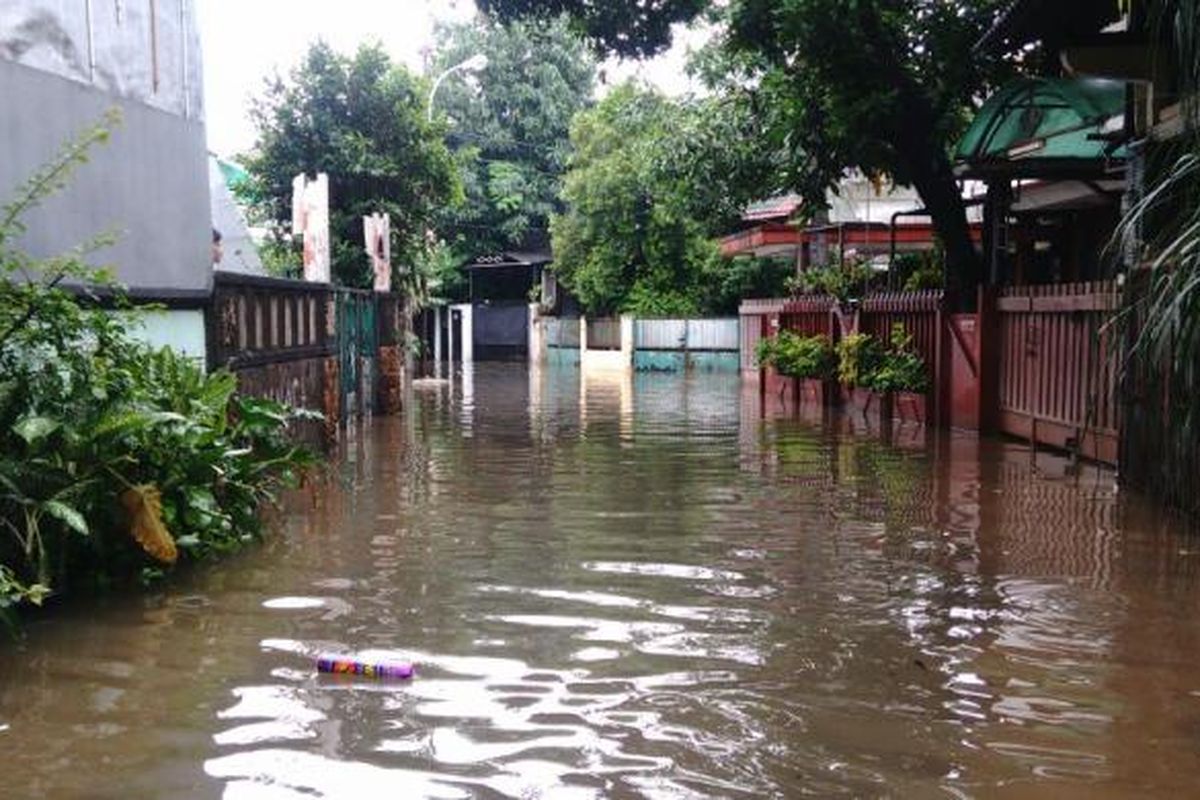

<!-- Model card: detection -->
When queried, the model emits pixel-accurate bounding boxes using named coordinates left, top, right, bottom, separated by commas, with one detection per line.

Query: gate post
left=376, top=293, right=403, bottom=415
left=977, top=286, right=1000, bottom=434
left=433, top=305, right=443, bottom=379
left=452, top=303, right=473, bottom=363
left=321, top=288, right=340, bottom=446
left=528, top=302, right=546, bottom=365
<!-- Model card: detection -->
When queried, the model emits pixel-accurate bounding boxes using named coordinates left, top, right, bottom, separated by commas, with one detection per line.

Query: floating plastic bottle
left=316, top=655, right=414, bottom=679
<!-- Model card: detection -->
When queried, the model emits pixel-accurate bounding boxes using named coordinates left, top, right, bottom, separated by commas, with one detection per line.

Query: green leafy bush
left=787, top=259, right=875, bottom=302
left=863, top=324, right=928, bottom=393
left=0, top=117, right=317, bottom=631
left=755, top=333, right=777, bottom=369
left=757, top=331, right=835, bottom=379
left=835, top=332, right=883, bottom=387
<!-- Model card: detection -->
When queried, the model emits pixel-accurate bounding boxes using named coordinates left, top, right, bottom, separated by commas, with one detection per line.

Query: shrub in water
left=0, top=115, right=317, bottom=632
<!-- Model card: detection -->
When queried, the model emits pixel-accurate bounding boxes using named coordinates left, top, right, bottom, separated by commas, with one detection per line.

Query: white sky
left=197, top=0, right=708, bottom=158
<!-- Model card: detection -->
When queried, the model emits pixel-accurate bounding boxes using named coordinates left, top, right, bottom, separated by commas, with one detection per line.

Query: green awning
left=955, top=77, right=1126, bottom=177
left=216, top=157, right=250, bottom=190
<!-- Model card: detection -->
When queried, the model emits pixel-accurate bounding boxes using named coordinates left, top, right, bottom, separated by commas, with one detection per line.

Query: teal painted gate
left=335, top=288, right=379, bottom=420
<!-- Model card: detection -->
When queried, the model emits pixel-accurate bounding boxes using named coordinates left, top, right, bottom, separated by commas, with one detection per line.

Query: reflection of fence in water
left=986, top=454, right=1120, bottom=584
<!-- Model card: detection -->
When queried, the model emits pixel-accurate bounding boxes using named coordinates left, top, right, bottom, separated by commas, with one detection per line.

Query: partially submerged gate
left=473, top=302, right=528, bottom=361
left=335, top=288, right=379, bottom=421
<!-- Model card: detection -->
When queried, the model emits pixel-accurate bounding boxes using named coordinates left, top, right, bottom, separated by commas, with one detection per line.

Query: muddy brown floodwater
left=3, top=364, right=1200, bottom=798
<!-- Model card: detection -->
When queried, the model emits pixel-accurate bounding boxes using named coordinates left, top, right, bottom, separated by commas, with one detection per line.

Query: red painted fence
left=741, top=281, right=1123, bottom=465
left=995, top=281, right=1120, bottom=463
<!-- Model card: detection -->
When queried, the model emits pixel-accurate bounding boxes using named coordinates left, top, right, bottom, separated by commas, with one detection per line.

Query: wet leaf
left=13, top=416, right=59, bottom=444
left=43, top=500, right=88, bottom=537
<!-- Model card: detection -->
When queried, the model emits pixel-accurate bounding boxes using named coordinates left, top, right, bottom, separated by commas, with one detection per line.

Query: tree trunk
left=853, top=4, right=983, bottom=308
left=890, top=103, right=982, bottom=309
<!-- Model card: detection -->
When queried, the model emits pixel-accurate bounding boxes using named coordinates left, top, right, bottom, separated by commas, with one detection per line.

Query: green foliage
left=483, top=0, right=1019, bottom=293
left=757, top=331, right=835, bottom=379
left=832, top=326, right=926, bottom=392
left=241, top=41, right=461, bottom=288
left=835, top=332, right=882, bottom=388
left=892, top=250, right=945, bottom=293
left=707, top=256, right=794, bottom=314
left=864, top=324, right=928, bottom=394
left=553, top=83, right=765, bottom=315
left=0, top=121, right=317, bottom=629
left=1107, top=1, right=1200, bottom=511
left=430, top=16, right=596, bottom=275
left=788, top=260, right=875, bottom=302
left=259, top=237, right=302, bottom=279
left=479, top=0, right=709, bottom=59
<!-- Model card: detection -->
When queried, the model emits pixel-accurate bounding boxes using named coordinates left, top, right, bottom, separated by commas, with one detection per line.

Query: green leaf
left=43, top=500, right=89, bottom=537
left=13, top=416, right=59, bottom=444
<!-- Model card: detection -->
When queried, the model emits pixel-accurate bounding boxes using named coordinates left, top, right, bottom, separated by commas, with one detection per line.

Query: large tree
left=481, top=0, right=1015, bottom=300
left=553, top=82, right=786, bottom=315
left=241, top=42, right=461, bottom=287
left=427, top=16, right=595, bottom=281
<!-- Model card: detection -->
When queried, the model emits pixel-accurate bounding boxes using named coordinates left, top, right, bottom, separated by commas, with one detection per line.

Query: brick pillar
left=377, top=344, right=402, bottom=414
left=322, top=355, right=340, bottom=446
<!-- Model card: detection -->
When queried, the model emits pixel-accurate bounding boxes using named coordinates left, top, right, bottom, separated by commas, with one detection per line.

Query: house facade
left=0, top=1, right=210, bottom=360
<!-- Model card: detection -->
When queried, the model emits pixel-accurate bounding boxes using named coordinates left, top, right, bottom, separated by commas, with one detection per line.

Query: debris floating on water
left=316, top=655, right=414, bottom=679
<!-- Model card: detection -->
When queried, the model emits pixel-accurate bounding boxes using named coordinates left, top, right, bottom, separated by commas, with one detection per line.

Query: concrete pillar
left=433, top=305, right=443, bottom=379
left=579, top=315, right=589, bottom=353
left=619, top=314, right=635, bottom=367
left=448, top=306, right=457, bottom=366
left=528, top=302, right=546, bottom=365
left=452, top=303, right=473, bottom=363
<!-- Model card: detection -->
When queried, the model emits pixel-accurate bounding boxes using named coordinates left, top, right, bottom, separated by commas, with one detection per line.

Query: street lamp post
left=427, top=54, right=488, bottom=122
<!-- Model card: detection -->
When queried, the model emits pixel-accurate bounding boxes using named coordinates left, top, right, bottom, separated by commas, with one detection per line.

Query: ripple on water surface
left=3, top=365, right=1200, bottom=798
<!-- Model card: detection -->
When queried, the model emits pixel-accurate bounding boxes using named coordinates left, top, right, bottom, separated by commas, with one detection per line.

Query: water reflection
left=2, top=364, right=1200, bottom=798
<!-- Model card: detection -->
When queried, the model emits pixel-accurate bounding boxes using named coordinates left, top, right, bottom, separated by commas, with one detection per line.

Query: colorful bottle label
left=316, top=656, right=414, bottom=679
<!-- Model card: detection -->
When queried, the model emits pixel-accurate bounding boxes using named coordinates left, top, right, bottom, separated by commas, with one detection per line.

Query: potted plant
left=865, top=324, right=929, bottom=424
left=836, top=332, right=886, bottom=418
left=773, top=332, right=838, bottom=407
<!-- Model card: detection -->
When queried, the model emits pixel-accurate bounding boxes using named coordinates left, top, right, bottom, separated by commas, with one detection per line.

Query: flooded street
left=3, top=364, right=1200, bottom=798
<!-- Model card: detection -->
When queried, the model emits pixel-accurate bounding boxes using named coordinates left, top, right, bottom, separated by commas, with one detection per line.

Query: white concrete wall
left=123, top=309, right=207, bottom=369
left=580, top=315, right=634, bottom=372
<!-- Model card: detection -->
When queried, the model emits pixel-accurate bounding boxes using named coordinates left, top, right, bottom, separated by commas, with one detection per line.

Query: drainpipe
left=888, top=199, right=985, bottom=289
left=889, top=209, right=932, bottom=289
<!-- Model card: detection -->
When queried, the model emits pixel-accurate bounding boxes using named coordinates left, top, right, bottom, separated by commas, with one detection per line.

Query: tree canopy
left=552, top=83, right=789, bottom=316
left=481, top=0, right=1017, bottom=298
left=241, top=42, right=461, bottom=287
left=425, top=16, right=595, bottom=298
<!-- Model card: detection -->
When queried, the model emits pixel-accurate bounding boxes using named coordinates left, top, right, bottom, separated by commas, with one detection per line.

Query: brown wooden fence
left=781, top=295, right=835, bottom=338
left=995, top=281, right=1119, bottom=463
left=209, top=272, right=406, bottom=446
left=859, top=290, right=944, bottom=374
left=210, top=272, right=333, bottom=370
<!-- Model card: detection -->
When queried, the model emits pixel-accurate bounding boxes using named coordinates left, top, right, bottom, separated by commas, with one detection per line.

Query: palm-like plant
left=1112, top=0, right=1200, bottom=507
